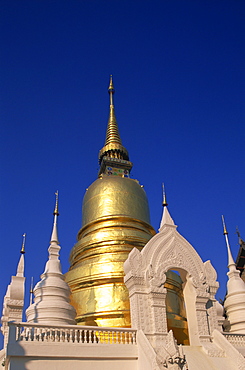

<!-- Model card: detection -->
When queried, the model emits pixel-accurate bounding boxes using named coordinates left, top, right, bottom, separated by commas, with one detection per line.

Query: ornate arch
left=124, top=219, right=219, bottom=347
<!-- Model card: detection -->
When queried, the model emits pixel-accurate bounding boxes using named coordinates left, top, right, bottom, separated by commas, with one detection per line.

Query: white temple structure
left=1, top=80, right=245, bottom=369
left=1, top=203, right=245, bottom=369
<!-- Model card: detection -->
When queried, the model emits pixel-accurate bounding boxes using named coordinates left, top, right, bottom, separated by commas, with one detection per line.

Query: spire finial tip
left=222, top=215, right=228, bottom=235
left=20, top=233, right=26, bottom=254
left=30, top=276, right=34, bottom=294
left=162, top=183, right=168, bottom=207
left=54, top=190, right=59, bottom=216
left=108, top=75, right=115, bottom=94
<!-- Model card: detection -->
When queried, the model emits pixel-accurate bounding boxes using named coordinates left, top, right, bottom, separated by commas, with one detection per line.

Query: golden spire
left=99, top=76, right=129, bottom=166
left=54, top=190, right=59, bottom=216
left=104, top=75, right=122, bottom=146
left=162, top=183, right=168, bottom=207
left=20, top=233, right=26, bottom=254
left=108, top=75, right=115, bottom=103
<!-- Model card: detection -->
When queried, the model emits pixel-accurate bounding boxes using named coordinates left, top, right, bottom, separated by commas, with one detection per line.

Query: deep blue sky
left=0, top=0, right=244, bottom=346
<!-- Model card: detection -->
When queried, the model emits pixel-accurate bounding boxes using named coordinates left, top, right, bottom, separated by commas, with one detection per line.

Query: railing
left=223, top=333, right=245, bottom=347
left=9, top=322, right=137, bottom=345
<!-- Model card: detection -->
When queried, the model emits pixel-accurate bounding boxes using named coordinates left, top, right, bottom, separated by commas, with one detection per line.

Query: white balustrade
left=223, top=333, right=245, bottom=347
left=9, top=322, right=137, bottom=345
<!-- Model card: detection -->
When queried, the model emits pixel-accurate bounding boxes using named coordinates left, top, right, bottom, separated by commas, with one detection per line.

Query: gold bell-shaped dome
left=82, top=175, right=151, bottom=227
left=66, top=77, right=155, bottom=327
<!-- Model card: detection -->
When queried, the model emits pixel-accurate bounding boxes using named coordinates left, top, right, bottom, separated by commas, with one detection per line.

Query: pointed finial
left=20, top=233, right=26, bottom=254
left=54, top=191, right=59, bottom=216
left=108, top=75, right=115, bottom=92
left=108, top=75, right=115, bottom=105
left=29, top=277, right=34, bottom=306
left=221, top=215, right=228, bottom=235
left=30, top=276, right=34, bottom=293
left=17, top=235, right=25, bottom=276
left=50, top=191, right=59, bottom=243
left=162, top=183, right=168, bottom=207
left=222, top=215, right=236, bottom=269
left=159, top=186, right=175, bottom=230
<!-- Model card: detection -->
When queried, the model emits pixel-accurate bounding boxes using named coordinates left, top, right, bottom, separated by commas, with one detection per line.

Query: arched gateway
left=124, top=205, right=220, bottom=348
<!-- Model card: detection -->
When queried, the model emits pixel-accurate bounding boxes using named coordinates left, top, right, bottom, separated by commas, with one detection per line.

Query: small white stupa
left=26, top=192, right=76, bottom=325
left=1, top=234, right=26, bottom=349
left=222, top=216, right=245, bottom=333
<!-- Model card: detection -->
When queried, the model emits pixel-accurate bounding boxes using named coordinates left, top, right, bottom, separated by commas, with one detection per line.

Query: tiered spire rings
left=99, top=76, right=129, bottom=164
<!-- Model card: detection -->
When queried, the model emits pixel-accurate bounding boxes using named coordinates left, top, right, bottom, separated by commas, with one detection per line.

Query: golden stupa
left=65, top=76, right=156, bottom=327
left=66, top=78, right=189, bottom=343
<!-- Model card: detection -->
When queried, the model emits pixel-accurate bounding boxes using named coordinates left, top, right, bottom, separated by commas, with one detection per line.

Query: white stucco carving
left=124, top=206, right=220, bottom=347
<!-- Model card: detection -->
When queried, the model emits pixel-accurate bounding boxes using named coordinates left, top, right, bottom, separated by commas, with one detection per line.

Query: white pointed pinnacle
left=50, top=190, right=59, bottom=244
left=50, top=214, right=59, bottom=244
left=159, top=206, right=175, bottom=230
left=221, top=215, right=236, bottom=271
left=45, top=191, right=61, bottom=272
left=16, top=233, right=26, bottom=277
left=159, top=184, right=175, bottom=230
left=16, top=254, right=25, bottom=277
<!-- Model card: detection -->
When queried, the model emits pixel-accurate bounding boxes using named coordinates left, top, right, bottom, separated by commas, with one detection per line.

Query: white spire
left=222, top=215, right=236, bottom=270
left=16, top=254, right=24, bottom=277
left=222, top=216, right=245, bottom=334
left=50, top=191, right=59, bottom=243
left=26, top=192, right=76, bottom=325
left=16, top=233, right=26, bottom=277
left=159, top=206, right=175, bottom=229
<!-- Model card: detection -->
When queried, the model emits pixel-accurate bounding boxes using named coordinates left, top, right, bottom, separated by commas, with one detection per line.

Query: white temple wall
left=8, top=358, right=138, bottom=370
left=6, top=342, right=138, bottom=370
